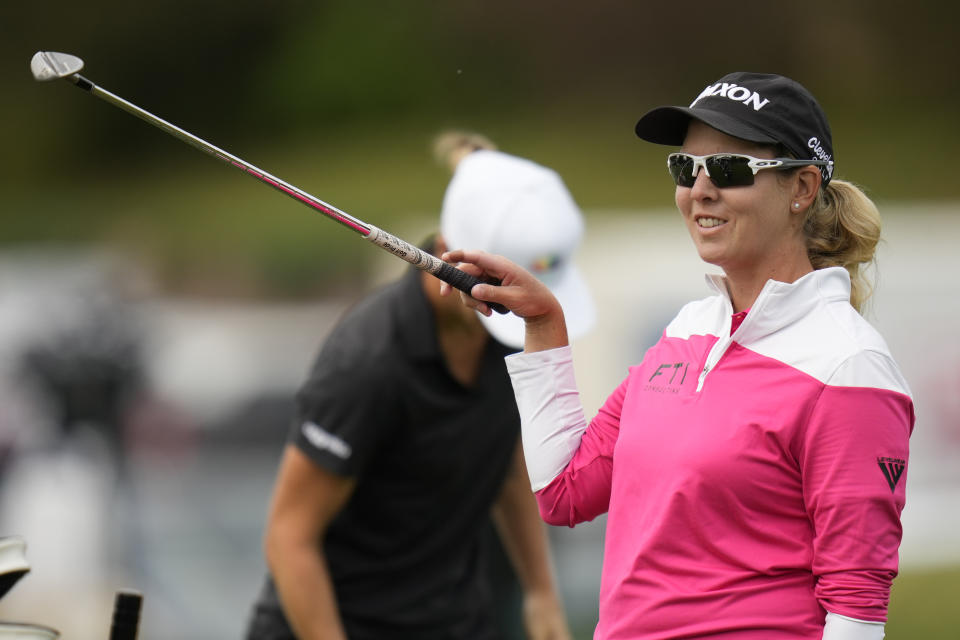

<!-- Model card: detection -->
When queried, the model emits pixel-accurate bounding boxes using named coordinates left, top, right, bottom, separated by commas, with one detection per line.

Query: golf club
left=30, top=51, right=506, bottom=313
left=108, top=589, right=142, bottom=640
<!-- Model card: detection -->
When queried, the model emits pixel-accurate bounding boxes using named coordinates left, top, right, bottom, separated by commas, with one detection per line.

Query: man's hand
left=523, top=589, right=573, bottom=640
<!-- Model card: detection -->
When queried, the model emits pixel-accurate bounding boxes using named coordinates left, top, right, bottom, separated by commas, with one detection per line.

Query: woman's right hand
left=440, top=249, right=570, bottom=352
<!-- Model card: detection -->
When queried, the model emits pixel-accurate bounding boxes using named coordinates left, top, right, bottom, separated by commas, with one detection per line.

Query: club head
left=31, top=51, right=84, bottom=81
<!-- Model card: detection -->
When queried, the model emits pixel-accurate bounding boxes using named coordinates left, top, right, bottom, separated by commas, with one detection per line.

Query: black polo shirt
left=251, top=267, right=520, bottom=639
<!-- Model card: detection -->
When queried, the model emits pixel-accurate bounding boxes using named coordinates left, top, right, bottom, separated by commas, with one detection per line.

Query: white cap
left=440, top=149, right=595, bottom=348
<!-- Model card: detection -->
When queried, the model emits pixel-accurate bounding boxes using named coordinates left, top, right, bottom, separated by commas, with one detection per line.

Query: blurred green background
left=2, top=1, right=958, bottom=637
left=3, top=1, right=958, bottom=298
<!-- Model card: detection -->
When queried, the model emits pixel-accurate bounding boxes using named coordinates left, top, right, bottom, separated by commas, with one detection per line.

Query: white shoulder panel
left=745, top=298, right=910, bottom=395
left=664, top=294, right=729, bottom=340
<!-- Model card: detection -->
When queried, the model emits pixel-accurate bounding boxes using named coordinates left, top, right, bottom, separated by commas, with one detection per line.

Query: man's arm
left=491, top=437, right=572, bottom=640
left=264, top=444, right=356, bottom=640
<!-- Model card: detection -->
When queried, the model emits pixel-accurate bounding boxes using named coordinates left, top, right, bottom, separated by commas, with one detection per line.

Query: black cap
left=635, top=72, right=835, bottom=185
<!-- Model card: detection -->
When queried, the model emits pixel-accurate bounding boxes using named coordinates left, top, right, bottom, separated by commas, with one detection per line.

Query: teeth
left=697, top=217, right=725, bottom=228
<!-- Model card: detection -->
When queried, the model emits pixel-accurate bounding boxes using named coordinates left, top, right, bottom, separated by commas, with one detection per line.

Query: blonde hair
left=803, top=179, right=882, bottom=313
left=432, top=130, right=497, bottom=172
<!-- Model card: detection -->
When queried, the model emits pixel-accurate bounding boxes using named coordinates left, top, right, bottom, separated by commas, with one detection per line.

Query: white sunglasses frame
left=667, top=152, right=834, bottom=187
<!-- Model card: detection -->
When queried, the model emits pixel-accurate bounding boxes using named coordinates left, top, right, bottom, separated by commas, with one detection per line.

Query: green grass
left=886, top=566, right=960, bottom=638
left=561, top=566, right=960, bottom=639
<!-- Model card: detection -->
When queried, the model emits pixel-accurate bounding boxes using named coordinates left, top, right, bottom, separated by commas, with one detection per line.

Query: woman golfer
left=443, top=72, right=914, bottom=639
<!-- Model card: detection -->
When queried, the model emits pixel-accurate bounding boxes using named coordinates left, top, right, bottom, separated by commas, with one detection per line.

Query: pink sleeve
left=801, top=369, right=914, bottom=621
left=535, top=375, right=628, bottom=526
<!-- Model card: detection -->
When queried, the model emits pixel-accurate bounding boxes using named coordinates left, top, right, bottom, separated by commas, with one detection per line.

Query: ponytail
left=432, top=130, right=497, bottom=172
left=804, top=179, right=882, bottom=313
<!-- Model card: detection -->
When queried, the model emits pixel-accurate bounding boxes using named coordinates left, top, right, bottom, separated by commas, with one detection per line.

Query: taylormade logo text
left=690, top=83, right=770, bottom=111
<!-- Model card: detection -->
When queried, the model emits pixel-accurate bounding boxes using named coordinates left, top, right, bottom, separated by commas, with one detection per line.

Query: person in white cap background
left=438, top=136, right=595, bottom=350
left=443, top=73, right=914, bottom=639
left=245, top=131, right=593, bottom=640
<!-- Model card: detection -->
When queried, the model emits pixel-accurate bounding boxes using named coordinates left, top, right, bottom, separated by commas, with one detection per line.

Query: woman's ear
left=792, top=166, right=822, bottom=212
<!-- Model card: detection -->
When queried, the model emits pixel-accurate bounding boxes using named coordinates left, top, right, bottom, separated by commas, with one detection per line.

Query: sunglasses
left=667, top=152, right=834, bottom=188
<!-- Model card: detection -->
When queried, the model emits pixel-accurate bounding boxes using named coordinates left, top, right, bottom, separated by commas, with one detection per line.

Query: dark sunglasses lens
left=668, top=155, right=696, bottom=187
left=704, top=155, right=754, bottom=187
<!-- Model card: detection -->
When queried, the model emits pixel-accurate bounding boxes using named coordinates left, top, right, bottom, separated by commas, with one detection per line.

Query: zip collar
left=695, top=267, right=852, bottom=391
left=704, top=267, right=851, bottom=342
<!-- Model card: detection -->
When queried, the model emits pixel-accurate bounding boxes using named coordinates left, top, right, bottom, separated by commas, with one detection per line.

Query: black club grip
left=109, top=589, right=142, bottom=640
left=436, top=261, right=508, bottom=314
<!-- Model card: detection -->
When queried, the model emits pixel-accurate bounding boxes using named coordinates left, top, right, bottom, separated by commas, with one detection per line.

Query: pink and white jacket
left=507, top=267, right=914, bottom=639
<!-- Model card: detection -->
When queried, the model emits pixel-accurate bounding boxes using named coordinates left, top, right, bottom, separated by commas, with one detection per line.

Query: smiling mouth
left=696, top=217, right=726, bottom=228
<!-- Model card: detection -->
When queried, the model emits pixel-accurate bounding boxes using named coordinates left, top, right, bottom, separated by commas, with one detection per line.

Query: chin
left=693, top=246, right=725, bottom=267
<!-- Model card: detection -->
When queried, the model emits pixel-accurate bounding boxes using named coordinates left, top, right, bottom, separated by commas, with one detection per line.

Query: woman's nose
left=689, top=166, right=717, bottom=200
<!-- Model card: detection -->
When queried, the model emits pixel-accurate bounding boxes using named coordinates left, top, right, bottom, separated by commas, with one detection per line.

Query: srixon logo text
left=690, top=83, right=770, bottom=111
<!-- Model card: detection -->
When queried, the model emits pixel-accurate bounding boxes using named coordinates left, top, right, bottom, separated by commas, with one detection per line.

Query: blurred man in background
left=244, top=132, right=595, bottom=639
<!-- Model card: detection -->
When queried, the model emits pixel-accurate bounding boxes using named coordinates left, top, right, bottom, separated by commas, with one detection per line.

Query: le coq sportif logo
left=877, top=456, right=906, bottom=492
